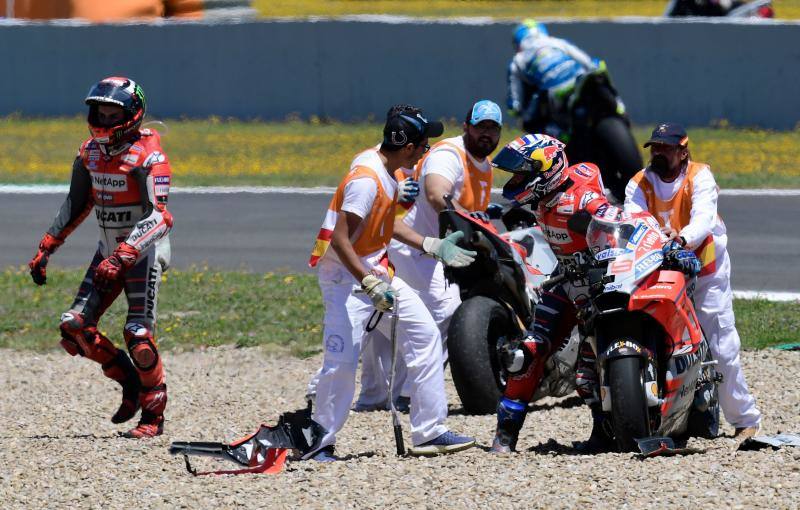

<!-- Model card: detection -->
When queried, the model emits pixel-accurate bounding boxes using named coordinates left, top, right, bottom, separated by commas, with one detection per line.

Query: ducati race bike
left=566, top=215, right=722, bottom=451
left=438, top=200, right=581, bottom=415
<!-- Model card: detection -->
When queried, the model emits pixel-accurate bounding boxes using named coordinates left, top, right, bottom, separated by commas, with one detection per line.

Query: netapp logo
left=91, top=173, right=128, bottom=191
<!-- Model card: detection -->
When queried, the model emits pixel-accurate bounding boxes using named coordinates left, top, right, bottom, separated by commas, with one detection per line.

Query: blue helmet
left=512, top=19, right=548, bottom=48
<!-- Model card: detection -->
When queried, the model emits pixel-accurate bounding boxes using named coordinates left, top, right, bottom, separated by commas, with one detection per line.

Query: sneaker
left=393, top=396, right=411, bottom=414
left=409, top=431, right=475, bottom=457
left=309, top=446, right=337, bottom=463
left=734, top=424, right=761, bottom=441
left=352, top=401, right=389, bottom=412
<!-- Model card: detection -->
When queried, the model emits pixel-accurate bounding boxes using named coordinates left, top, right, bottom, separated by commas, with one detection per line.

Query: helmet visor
left=85, top=80, right=132, bottom=107
left=492, top=147, right=543, bottom=175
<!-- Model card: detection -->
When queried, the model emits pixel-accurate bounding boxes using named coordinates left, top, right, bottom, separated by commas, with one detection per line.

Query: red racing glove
left=29, top=233, right=63, bottom=286
left=94, top=243, right=139, bottom=291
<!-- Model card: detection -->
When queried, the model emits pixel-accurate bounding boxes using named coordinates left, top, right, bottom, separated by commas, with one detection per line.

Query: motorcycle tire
left=686, top=347, right=721, bottom=439
left=608, top=355, right=651, bottom=452
left=447, top=296, right=510, bottom=415
left=592, top=116, right=643, bottom=203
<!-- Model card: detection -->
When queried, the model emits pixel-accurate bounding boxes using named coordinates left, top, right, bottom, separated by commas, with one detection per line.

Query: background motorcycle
left=664, top=0, right=774, bottom=17
left=439, top=200, right=580, bottom=415
left=520, top=63, right=643, bottom=203
left=574, top=215, right=721, bottom=451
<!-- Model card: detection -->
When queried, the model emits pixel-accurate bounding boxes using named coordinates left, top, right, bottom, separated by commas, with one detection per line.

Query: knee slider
left=59, top=311, right=85, bottom=356
left=124, top=323, right=158, bottom=371
left=499, top=336, right=539, bottom=376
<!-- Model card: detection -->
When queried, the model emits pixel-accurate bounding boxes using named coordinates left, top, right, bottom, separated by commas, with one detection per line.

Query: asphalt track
left=1, top=192, right=798, bottom=292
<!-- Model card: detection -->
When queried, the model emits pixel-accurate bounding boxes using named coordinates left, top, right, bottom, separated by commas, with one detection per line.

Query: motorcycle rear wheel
left=591, top=116, right=643, bottom=202
left=608, top=355, right=651, bottom=452
left=447, top=296, right=510, bottom=415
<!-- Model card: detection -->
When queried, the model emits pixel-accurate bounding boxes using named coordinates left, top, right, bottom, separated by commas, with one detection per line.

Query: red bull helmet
left=85, top=76, right=146, bottom=147
left=493, top=133, right=569, bottom=207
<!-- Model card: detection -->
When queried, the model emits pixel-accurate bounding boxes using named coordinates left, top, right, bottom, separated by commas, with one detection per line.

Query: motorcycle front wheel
left=608, top=355, right=651, bottom=452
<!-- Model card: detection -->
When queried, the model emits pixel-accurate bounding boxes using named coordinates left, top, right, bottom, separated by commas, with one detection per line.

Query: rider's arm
left=122, top=153, right=174, bottom=257
left=507, top=57, right=525, bottom=114
left=46, top=157, right=94, bottom=241
left=556, top=38, right=596, bottom=70
left=678, top=166, right=718, bottom=250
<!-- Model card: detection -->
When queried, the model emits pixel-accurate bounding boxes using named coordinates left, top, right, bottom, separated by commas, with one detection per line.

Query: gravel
left=0, top=347, right=798, bottom=509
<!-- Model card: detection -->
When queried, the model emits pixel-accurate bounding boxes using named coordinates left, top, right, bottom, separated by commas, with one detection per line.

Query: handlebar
left=539, top=273, right=566, bottom=292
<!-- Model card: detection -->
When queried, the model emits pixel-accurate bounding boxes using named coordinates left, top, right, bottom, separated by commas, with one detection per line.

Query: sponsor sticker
left=579, top=191, right=599, bottom=210
left=573, top=163, right=594, bottom=178
left=325, top=334, right=344, bottom=353
left=628, top=224, right=647, bottom=246
left=542, top=225, right=572, bottom=244
left=154, top=175, right=170, bottom=185
left=91, top=172, right=127, bottom=191
left=635, top=250, right=663, bottom=277
left=595, top=248, right=630, bottom=261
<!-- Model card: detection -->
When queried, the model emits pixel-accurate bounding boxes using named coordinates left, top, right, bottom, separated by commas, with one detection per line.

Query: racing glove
left=94, top=243, right=139, bottom=291
left=661, top=240, right=701, bottom=277
left=468, top=203, right=504, bottom=223
left=361, top=275, right=397, bottom=312
left=28, top=233, right=64, bottom=286
left=396, top=177, right=420, bottom=203
left=422, top=231, right=477, bottom=268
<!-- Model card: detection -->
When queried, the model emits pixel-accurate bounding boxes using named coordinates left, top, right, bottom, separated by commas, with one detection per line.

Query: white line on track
left=2, top=184, right=800, bottom=196
left=733, top=291, right=800, bottom=302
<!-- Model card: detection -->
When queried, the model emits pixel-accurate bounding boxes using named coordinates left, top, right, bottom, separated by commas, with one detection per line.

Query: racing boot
left=490, top=398, right=528, bottom=453
left=103, top=349, right=142, bottom=424
left=575, top=404, right=614, bottom=454
left=123, top=384, right=166, bottom=439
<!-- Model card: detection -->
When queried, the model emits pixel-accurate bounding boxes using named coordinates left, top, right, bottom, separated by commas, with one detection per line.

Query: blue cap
left=469, top=100, right=502, bottom=126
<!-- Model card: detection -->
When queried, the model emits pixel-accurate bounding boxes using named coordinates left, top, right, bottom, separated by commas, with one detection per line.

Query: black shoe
left=575, top=421, right=615, bottom=454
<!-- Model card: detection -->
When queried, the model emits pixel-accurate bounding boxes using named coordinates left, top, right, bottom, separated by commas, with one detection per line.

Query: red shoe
left=122, top=416, right=164, bottom=438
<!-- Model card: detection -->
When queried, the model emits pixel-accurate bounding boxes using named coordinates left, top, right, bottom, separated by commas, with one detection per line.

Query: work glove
left=661, top=240, right=701, bottom=277
left=94, top=243, right=139, bottom=291
left=361, top=275, right=397, bottom=312
left=28, top=233, right=63, bottom=286
left=396, top=177, right=420, bottom=203
left=422, top=231, right=477, bottom=268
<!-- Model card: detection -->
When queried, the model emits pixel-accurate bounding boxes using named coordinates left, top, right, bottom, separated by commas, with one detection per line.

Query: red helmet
left=85, top=76, right=146, bottom=146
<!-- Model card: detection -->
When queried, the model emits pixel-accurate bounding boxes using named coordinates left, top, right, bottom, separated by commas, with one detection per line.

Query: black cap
left=644, top=122, right=689, bottom=148
left=383, top=111, right=444, bottom=147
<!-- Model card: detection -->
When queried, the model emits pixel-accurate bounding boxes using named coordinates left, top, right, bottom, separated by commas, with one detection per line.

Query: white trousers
left=358, top=243, right=460, bottom=404
left=694, top=249, right=761, bottom=428
left=311, top=259, right=448, bottom=449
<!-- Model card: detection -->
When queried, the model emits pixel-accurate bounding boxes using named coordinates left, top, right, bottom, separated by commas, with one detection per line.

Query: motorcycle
left=565, top=214, right=721, bottom=452
left=439, top=198, right=580, bottom=415
left=521, top=62, right=643, bottom=203
left=665, top=0, right=774, bottom=17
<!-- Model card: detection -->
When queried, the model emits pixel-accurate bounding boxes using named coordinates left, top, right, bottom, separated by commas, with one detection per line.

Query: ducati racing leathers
left=493, top=162, right=617, bottom=452
left=43, top=129, right=173, bottom=435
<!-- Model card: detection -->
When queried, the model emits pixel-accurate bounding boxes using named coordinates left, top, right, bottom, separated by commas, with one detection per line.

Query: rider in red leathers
left=489, top=134, right=700, bottom=453
left=28, top=77, right=173, bottom=438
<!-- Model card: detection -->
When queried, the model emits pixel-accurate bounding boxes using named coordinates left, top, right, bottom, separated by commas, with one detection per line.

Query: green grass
left=1, top=267, right=324, bottom=357
left=254, top=0, right=800, bottom=19
left=2, top=267, right=797, bottom=355
left=2, top=116, right=799, bottom=189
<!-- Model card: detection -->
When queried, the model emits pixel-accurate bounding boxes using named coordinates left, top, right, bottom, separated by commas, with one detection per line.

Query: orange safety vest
left=414, top=139, right=493, bottom=212
left=629, top=161, right=717, bottom=276
left=2, top=0, right=206, bottom=20
left=309, top=160, right=396, bottom=268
